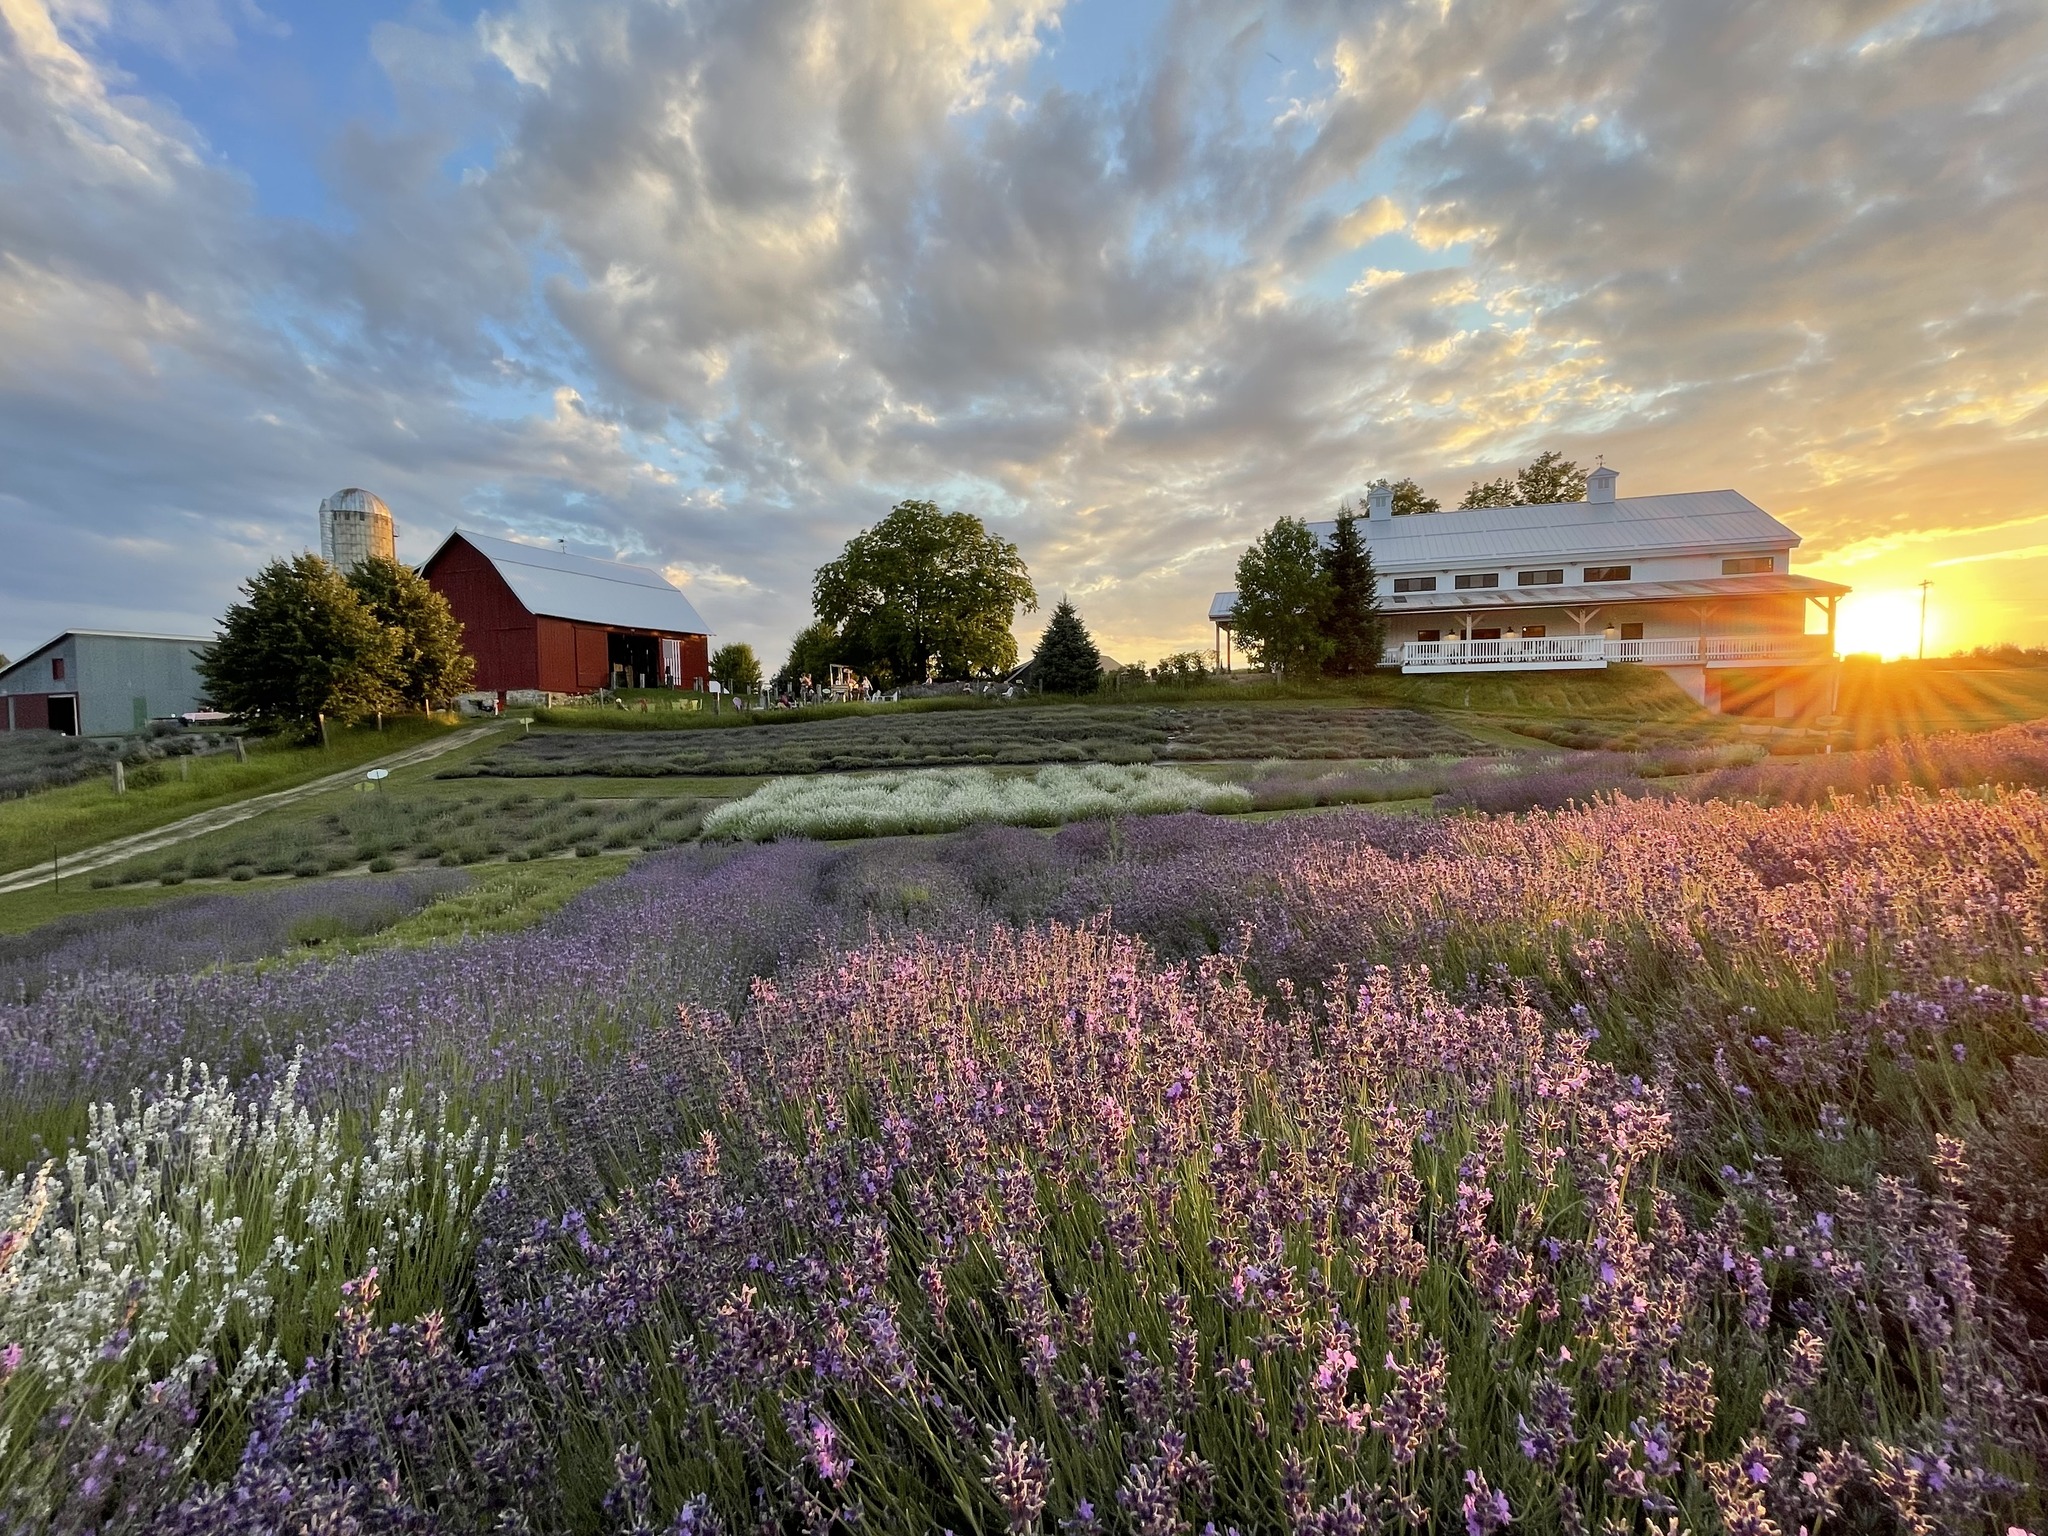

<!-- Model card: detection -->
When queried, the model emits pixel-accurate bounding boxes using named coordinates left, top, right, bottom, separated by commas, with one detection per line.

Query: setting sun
left=1833, top=586, right=1941, bottom=661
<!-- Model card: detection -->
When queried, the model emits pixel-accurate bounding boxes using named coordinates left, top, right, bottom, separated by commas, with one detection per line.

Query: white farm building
left=1208, top=466, right=1849, bottom=717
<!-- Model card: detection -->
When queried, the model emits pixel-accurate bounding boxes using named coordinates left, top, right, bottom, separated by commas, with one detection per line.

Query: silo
left=318, top=488, right=397, bottom=569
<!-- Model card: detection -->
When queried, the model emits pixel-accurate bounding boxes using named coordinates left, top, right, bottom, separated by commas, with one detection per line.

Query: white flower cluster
left=0, top=1058, right=502, bottom=1491
left=703, top=762, right=1253, bottom=841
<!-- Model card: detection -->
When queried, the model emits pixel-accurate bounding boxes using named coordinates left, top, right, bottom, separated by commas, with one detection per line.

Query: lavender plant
left=2, top=786, right=2047, bottom=1530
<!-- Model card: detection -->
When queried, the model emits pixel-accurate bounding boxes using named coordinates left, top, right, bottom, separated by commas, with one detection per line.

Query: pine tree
left=1033, top=598, right=1102, bottom=694
left=1320, top=506, right=1385, bottom=676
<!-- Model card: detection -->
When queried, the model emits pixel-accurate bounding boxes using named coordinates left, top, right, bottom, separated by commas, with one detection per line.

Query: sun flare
left=1834, top=587, right=1939, bottom=661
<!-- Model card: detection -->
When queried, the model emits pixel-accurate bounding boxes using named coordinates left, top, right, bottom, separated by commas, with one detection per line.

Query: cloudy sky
left=2, top=0, right=2044, bottom=668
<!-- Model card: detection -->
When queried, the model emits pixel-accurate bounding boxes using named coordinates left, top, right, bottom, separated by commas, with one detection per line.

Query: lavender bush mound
left=0, top=872, right=466, bottom=1001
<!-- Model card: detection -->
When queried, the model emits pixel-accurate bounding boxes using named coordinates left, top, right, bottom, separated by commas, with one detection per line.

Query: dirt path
left=0, top=726, right=500, bottom=896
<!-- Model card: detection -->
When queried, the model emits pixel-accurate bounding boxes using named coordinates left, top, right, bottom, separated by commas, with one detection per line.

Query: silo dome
left=318, top=487, right=397, bottom=569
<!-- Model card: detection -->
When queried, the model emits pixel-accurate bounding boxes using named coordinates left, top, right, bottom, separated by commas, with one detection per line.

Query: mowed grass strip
left=449, top=704, right=1487, bottom=779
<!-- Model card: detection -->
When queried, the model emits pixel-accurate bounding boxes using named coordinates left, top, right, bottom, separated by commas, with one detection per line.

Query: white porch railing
left=1394, top=633, right=1833, bottom=673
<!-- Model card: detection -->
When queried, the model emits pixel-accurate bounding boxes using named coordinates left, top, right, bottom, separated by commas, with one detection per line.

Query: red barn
left=420, top=530, right=712, bottom=695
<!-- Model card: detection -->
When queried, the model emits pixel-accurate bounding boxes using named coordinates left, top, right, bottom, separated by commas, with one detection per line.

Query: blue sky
left=3, top=0, right=2046, bottom=666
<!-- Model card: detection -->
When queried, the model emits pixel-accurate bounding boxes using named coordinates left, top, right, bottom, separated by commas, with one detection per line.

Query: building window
left=51, top=657, right=65, bottom=681
left=1522, top=625, right=1547, bottom=638
left=1517, top=569, right=1564, bottom=586
left=1392, top=576, right=1437, bottom=593
left=1470, top=628, right=1502, bottom=641
left=1585, top=565, right=1632, bottom=583
left=1454, top=573, right=1499, bottom=590
left=1417, top=630, right=1441, bottom=643
left=1722, top=555, right=1774, bottom=575
left=1620, top=622, right=1644, bottom=640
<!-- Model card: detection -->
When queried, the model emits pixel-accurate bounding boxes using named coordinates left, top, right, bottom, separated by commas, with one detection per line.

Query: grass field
left=0, top=716, right=467, bottom=876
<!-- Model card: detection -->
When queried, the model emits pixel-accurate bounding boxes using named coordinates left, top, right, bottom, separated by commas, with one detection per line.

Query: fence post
left=179, top=756, right=189, bottom=781
left=112, top=760, right=126, bottom=795
left=234, top=737, right=247, bottom=764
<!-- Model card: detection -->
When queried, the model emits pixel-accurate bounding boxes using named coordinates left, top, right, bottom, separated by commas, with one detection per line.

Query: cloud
left=3, top=0, right=2048, bottom=668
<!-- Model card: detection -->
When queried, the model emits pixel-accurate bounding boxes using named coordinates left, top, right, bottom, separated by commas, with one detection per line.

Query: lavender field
left=4, top=787, right=2048, bottom=1533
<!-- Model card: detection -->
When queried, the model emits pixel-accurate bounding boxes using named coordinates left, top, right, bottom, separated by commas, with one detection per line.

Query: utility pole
left=1918, top=580, right=1933, bottom=661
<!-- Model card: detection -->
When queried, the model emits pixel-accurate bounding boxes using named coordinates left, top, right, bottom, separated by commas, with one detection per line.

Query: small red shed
left=420, top=530, right=712, bottom=695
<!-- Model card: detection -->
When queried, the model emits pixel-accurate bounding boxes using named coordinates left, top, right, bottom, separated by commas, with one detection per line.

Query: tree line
left=767, top=452, right=1593, bottom=696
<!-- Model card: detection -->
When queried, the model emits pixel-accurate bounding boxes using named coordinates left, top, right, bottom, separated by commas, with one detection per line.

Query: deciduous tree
left=813, top=501, right=1037, bottom=686
left=1389, top=477, right=1441, bottom=516
left=1232, top=518, right=1331, bottom=678
left=1459, top=475, right=1520, bottom=509
left=1515, top=450, right=1588, bottom=506
left=200, top=555, right=400, bottom=733
left=1032, top=598, right=1101, bottom=694
left=777, top=621, right=840, bottom=692
left=346, top=557, right=475, bottom=712
left=710, top=642, right=763, bottom=695
left=1458, top=451, right=1588, bottom=509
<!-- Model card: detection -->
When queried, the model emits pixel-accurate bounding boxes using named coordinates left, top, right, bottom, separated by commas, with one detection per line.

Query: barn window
left=1453, top=573, right=1499, bottom=590
left=1392, top=576, right=1437, bottom=594
left=1722, top=555, right=1774, bottom=575
left=1585, top=565, right=1632, bottom=583
left=1517, top=569, right=1564, bottom=586
left=51, top=657, right=65, bottom=681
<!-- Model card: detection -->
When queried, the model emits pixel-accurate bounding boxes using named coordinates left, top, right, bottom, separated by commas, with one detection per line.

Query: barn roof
left=426, top=530, right=710, bottom=635
left=1307, top=489, right=1800, bottom=570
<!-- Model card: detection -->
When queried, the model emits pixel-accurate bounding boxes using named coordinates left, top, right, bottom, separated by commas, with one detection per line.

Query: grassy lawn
left=0, top=716, right=468, bottom=876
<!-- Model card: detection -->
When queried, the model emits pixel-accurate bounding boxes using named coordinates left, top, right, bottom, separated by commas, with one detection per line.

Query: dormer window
left=1722, top=556, right=1774, bottom=575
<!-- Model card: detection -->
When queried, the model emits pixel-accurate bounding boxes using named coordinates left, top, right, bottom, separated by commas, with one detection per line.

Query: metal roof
left=0, top=630, right=214, bottom=684
left=1309, top=489, right=1800, bottom=570
left=1210, top=571, right=1846, bottom=626
left=424, top=530, right=711, bottom=635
